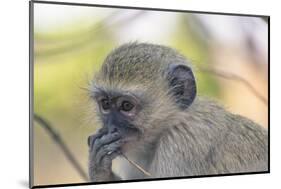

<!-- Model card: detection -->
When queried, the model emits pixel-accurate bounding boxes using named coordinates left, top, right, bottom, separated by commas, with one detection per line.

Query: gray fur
left=89, top=42, right=268, bottom=182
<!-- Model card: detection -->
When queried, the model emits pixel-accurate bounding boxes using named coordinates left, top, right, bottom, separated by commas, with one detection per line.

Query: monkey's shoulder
left=154, top=105, right=268, bottom=174
left=158, top=97, right=268, bottom=157
left=188, top=97, right=267, bottom=133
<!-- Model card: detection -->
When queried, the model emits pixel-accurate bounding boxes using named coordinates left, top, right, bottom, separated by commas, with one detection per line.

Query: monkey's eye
left=117, top=96, right=139, bottom=117
left=100, top=99, right=111, bottom=112
left=121, top=100, right=134, bottom=112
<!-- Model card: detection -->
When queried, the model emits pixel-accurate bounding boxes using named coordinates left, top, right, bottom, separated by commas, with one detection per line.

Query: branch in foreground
left=121, top=153, right=152, bottom=177
left=34, top=114, right=89, bottom=181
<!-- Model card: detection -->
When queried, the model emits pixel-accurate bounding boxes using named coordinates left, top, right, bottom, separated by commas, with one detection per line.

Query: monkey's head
left=90, top=43, right=196, bottom=150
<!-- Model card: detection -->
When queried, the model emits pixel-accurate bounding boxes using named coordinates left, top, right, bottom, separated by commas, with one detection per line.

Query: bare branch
left=121, top=153, right=152, bottom=177
left=34, top=114, right=89, bottom=181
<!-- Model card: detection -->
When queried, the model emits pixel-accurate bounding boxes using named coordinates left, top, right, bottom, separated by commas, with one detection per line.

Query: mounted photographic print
left=29, top=1, right=269, bottom=188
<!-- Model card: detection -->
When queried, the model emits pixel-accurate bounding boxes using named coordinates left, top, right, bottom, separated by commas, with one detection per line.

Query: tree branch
left=33, top=114, right=89, bottom=181
left=121, top=153, right=152, bottom=177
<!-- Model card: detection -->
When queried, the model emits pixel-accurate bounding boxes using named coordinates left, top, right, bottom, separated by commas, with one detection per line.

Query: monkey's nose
left=109, top=127, right=119, bottom=134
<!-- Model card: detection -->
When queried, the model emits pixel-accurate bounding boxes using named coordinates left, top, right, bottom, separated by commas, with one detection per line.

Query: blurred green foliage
left=33, top=23, right=117, bottom=185
left=34, top=14, right=221, bottom=123
left=33, top=13, right=221, bottom=185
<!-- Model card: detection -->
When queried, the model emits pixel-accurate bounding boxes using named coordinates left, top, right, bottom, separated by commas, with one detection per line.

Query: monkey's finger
left=96, top=146, right=118, bottom=164
left=88, top=127, right=109, bottom=148
left=88, top=135, right=101, bottom=149
left=102, top=151, right=121, bottom=165
left=98, top=127, right=108, bottom=134
left=88, top=136, right=92, bottom=147
left=93, top=132, right=122, bottom=153
left=95, top=140, right=123, bottom=164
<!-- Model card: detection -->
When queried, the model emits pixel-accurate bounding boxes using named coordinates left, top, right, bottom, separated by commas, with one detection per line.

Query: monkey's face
left=91, top=43, right=198, bottom=150
left=92, top=89, right=143, bottom=150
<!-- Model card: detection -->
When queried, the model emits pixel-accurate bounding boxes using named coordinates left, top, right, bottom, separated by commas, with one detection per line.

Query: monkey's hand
left=88, top=128, right=123, bottom=182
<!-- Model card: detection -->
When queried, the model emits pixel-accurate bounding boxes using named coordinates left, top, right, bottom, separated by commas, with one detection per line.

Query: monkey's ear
left=167, top=64, right=197, bottom=109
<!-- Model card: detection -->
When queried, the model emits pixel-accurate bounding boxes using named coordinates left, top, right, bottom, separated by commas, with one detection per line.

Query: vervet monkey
left=88, top=42, right=268, bottom=182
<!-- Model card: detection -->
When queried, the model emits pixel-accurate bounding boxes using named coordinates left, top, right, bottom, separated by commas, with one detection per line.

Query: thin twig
left=34, top=114, right=89, bottom=181
left=197, top=66, right=268, bottom=106
left=121, top=153, right=152, bottom=177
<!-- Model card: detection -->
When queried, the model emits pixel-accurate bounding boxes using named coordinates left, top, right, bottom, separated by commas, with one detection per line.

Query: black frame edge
left=32, top=0, right=270, bottom=17
left=32, top=171, right=270, bottom=188
left=29, top=0, right=34, bottom=188
left=267, top=16, right=270, bottom=173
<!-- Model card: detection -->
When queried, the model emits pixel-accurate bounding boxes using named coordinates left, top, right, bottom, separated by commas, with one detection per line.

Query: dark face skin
left=93, top=90, right=142, bottom=148
left=88, top=89, right=145, bottom=181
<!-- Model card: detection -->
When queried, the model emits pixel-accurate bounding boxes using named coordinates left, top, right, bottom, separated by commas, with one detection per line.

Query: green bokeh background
left=33, top=6, right=267, bottom=186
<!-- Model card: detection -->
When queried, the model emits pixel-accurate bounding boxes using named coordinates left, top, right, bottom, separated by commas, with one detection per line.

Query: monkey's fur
left=88, top=42, right=268, bottom=182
